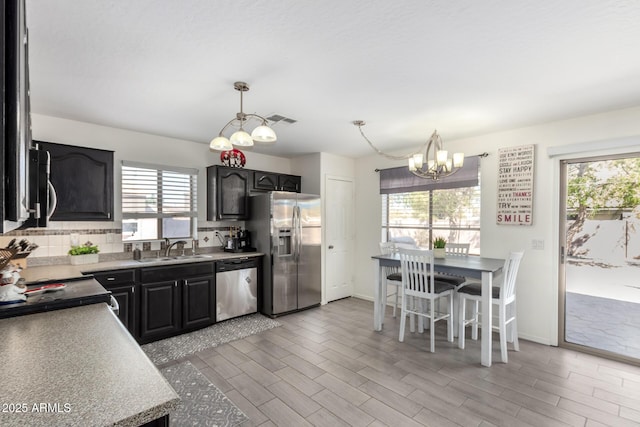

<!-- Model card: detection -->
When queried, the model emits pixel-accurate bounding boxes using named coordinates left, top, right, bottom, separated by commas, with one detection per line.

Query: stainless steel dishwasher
left=216, top=258, right=258, bottom=321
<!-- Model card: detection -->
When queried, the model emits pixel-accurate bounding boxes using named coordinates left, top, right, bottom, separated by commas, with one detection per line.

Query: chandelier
left=353, top=120, right=464, bottom=180
left=209, top=81, right=277, bottom=151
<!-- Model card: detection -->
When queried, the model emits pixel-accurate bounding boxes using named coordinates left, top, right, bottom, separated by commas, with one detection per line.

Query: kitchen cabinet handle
left=174, top=281, right=178, bottom=287
left=131, top=286, right=135, bottom=294
left=328, top=245, right=334, bottom=249
left=106, top=277, right=115, bottom=281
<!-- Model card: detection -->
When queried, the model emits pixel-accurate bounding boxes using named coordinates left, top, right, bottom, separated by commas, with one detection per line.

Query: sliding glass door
left=559, top=154, right=640, bottom=363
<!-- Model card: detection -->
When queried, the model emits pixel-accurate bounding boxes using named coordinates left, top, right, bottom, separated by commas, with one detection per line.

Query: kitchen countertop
left=21, top=251, right=264, bottom=284
left=0, top=303, right=180, bottom=426
left=0, top=278, right=111, bottom=319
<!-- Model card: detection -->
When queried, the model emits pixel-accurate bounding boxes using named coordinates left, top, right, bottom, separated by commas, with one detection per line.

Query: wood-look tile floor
left=174, top=298, right=640, bottom=426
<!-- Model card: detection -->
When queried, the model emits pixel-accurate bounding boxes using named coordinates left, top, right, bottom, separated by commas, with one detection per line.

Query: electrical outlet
left=531, top=239, right=544, bottom=250
left=70, top=233, right=79, bottom=247
left=106, top=233, right=114, bottom=243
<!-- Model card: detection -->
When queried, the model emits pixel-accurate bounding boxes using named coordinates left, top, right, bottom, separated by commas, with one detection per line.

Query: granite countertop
left=21, top=251, right=264, bottom=284
left=0, top=303, right=180, bottom=426
left=0, top=278, right=111, bottom=319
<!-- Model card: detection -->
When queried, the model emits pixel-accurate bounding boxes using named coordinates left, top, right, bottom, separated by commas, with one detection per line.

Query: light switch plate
left=531, top=239, right=544, bottom=250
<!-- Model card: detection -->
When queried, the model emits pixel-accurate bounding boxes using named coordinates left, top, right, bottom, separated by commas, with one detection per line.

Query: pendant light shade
left=251, top=124, right=277, bottom=143
left=210, top=136, right=232, bottom=151
left=209, top=81, right=277, bottom=151
left=230, top=130, right=254, bottom=147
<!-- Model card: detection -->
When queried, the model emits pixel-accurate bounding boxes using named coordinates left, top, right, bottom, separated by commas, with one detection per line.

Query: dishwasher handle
left=216, top=258, right=258, bottom=272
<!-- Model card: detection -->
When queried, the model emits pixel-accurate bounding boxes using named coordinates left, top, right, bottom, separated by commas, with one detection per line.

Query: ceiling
left=25, top=0, right=640, bottom=159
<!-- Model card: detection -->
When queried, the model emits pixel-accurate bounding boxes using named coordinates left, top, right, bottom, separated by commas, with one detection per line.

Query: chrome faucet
left=165, top=239, right=187, bottom=256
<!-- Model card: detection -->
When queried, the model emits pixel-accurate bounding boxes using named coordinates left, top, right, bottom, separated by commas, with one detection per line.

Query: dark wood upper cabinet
left=207, top=165, right=251, bottom=220
left=207, top=166, right=302, bottom=220
left=278, top=174, right=301, bottom=193
left=252, top=171, right=301, bottom=193
left=36, top=141, right=114, bottom=221
left=253, top=171, right=279, bottom=191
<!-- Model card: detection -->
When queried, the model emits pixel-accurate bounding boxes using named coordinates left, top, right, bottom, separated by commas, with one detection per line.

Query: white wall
left=354, top=106, right=640, bottom=346
left=291, top=153, right=321, bottom=194
left=20, top=114, right=292, bottom=256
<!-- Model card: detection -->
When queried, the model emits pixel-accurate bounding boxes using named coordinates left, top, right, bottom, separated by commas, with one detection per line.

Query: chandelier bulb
left=408, top=157, right=416, bottom=171
left=436, top=150, right=448, bottom=166
left=413, top=153, right=424, bottom=169
left=453, top=152, right=465, bottom=168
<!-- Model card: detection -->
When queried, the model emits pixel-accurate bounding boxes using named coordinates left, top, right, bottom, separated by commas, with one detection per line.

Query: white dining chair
left=457, top=251, right=524, bottom=363
left=443, top=242, right=471, bottom=335
left=445, top=242, right=470, bottom=256
left=398, top=248, right=455, bottom=353
left=379, top=242, right=402, bottom=317
left=441, top=242, right=470, bottom=286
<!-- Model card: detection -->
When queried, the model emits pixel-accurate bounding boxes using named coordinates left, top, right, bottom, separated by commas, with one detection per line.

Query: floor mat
left=160, top=361, right=248, bottom=427
left=142, top=313, right=281, bottom=365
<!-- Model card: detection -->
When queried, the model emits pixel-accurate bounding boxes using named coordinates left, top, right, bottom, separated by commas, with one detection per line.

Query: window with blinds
left=382, top=180, right=481, bottom=254
left=121, top=161, right=197, bottom=241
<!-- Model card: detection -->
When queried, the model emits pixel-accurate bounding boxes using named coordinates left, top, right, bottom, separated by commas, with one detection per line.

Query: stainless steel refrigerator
left=247, top=191, right=321, bottom=317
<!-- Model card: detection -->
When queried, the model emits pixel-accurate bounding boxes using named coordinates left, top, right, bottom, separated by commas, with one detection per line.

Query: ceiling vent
left=266, top=114, right=297, bottom=127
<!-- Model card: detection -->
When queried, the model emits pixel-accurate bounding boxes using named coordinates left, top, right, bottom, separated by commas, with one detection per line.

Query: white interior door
left=325, top=175, right=355, bottom=302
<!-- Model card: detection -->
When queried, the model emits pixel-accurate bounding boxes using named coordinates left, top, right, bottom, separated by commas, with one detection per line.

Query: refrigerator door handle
left=296, top=205, right=302, bottom=260
left=293, top=205, right=300, bottom=261
left=291, top=207, right=297, bottom=261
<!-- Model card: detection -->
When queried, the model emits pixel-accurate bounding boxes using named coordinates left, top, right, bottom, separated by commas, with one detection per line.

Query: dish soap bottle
left=133, top=244, right=142, bottom=260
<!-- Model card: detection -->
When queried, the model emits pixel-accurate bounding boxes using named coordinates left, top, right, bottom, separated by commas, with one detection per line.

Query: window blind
left=122, top=161, right=197, bottom=219
left=379, top=155, right=480, bottom=194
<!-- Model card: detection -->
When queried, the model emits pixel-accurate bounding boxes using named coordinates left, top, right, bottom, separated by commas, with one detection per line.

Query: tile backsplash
left=0, top=221, right=234, bottom=260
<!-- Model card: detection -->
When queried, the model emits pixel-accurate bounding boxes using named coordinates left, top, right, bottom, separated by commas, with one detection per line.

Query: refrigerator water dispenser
left=277, top=229, right=292, bottom=256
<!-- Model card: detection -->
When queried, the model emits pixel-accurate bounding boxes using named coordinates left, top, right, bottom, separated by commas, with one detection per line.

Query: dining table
left=371, top=252, right=505, bottom=367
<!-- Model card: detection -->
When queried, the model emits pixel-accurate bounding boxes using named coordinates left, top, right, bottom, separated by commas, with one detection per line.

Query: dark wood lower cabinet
left=92, top=259, right=257, bottom=345
left=138, top=262, right=216, bottom=343
left=92, top=269, right=137, bottom=337
left=109, top=283, right=137, bottom=333
left=140, top=280, right=181, bottom=342
left=141, top=414, right=169, bottom=427
left=182, top=276, right=215, bottom=330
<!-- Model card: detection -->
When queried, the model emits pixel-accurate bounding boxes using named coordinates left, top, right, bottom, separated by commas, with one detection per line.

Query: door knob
left=328, top=245, right=334, bottom=249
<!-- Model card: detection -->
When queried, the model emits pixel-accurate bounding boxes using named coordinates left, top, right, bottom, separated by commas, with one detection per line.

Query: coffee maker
left=224, top=228, right=254, bottom=252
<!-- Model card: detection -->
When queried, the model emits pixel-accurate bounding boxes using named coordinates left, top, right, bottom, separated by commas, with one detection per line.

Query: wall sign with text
left=497, top=144, right=535, bottom=225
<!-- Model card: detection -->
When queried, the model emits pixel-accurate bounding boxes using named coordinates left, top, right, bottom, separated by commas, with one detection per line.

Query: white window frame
left=381, top=184, right=481, bottom=254
left=121, top=161, right=197, bottom=242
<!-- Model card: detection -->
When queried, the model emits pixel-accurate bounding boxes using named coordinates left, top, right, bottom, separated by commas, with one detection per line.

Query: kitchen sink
left=136, top=257, right=172, bottom=263
left=136, top=254, right=213, bottom=263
